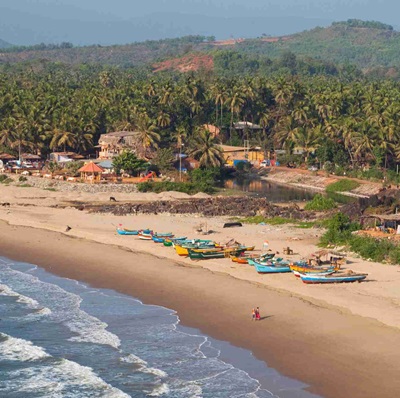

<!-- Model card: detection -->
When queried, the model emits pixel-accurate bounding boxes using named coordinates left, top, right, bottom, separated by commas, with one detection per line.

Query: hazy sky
left=0, top=0, right=396, bottom=46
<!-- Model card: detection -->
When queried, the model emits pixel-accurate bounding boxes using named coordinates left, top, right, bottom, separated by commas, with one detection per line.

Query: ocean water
left=0, top=256, right=321, bottom=398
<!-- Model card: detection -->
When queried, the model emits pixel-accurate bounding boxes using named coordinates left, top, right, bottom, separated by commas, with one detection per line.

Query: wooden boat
left=153, top=232, right=174, bottom=238
left=138, top=233, right=153, bottom=240
left=152, top=236, right=165, bottom=243
left=231, top=253, right=274, bottom=264
left=174, top=243, right=217, bottom=256
left=300, top=271, right=368, bottom=284
left=290, top=263, right=336, bottom=273
left=188, top=247, right=247, bottom=260
left=254, top=263, right=291, bottom=274
left=116, top=228, right=139, bottom=236
left=292, top=269, right=335, bottom=278
left=248, top=257, right=288, bottom=267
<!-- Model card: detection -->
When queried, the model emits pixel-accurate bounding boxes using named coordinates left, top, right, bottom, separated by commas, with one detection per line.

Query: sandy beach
left=1, top=182, right=400, bottom=397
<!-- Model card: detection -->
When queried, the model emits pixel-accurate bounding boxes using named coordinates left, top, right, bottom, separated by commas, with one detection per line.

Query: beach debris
left=223, top=222, right=243, bottom=228
left=109, top=196, right=117, bottom=202
left=65, top=225, right=72, bottom=232
left=1, top=202, right=10, bottom=207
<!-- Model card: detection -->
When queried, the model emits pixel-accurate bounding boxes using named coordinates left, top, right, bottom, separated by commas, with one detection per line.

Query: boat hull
left=116, top=229, right=138, bottom=235
left=292, top=270, right=335, bottom=278
left=254, top=263, right=291, bottom=273
left=300, top=274, right=367, bottom=283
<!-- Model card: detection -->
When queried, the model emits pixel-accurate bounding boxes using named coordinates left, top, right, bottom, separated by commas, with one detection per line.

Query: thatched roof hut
left=78, top=162, right=104, bottom=183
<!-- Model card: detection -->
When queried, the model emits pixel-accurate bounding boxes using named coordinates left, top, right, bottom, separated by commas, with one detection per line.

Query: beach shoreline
left=1, top=221, right=400, bottom=398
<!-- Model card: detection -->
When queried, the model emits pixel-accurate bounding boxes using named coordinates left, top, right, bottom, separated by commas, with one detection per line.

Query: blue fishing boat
left=253, top=262, right=291, bottom=274
left=152, top=236, right=165, bottom=243
left=116, top=228, right=139, bottom=236
left=300, top=272, right=367, bottom=284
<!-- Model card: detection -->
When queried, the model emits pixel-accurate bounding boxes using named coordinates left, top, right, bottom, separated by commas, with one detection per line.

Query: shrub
left=0, top=175, right=13, bottom=184
left=137, top=180, right=215, bottom=194
left=326, top=179, right=360, bottom=193
left=319, top=213, right=360, bottom=246
left=349, top=235, right=392, bottom=262
left=304, top=194, right=337, bottom=211
left=18, top=175, right=28, bottom=182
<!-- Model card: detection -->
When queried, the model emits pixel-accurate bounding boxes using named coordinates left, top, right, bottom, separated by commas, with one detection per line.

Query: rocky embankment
left=67, top=196, right=315, bottom=219
left=4, top=175, right=139, bottom=194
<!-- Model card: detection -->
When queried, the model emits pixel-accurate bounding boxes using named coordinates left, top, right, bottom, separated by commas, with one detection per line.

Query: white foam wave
left=0, top=284, right=39, bottom=307
left=67, top=311, right=121, bottom=349
left=0, top=333, right=50, bottom=362
left=121, top=354, right=168, bottom=378
left=0, top=264, right=121, bottom=350
left=147, top=383, right=170, bottom=396
left=4, top=359, right=131, bottom=398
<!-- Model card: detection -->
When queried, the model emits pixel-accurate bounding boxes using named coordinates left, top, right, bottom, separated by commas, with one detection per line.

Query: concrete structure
left=97, top=131, right=140, bottom=159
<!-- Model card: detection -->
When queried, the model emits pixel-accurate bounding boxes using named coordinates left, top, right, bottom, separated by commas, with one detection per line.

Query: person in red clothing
left=255, top=307, right=261, bottom=321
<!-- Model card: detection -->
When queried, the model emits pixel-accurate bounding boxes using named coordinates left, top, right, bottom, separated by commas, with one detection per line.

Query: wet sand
left=1, top=222, right=399, bottom=398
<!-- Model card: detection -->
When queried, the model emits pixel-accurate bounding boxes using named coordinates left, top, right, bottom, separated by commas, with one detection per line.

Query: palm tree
left=49, top=129, right=76, bottom=152
left=135, top=114, right=161, bottom=156
left=189, top=128, right=224, bottom=168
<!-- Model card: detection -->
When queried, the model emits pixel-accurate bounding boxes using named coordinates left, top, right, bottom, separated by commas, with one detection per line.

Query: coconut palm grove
left=1, top=21, right=400, bottom=179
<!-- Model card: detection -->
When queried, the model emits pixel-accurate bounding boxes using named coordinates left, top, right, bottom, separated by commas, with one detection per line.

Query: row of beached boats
left=116, top=226, right=368, bottom=284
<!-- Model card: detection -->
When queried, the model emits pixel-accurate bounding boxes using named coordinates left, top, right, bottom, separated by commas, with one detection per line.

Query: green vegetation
left=43, top=188, right=57, bottom=192
left=304, top=194, right=337, bottom=211
left=137, top=181, right=214, bottom=195
left=0, top=175, right=13, bottom=184
left=326, top=179, right=360, bottom=193
left=239, top=215, right=315, bottom=228
left=112, top=151, right=149, bottom=176
left=319, top=213, right=400, bottom=264
left=17, top=183, right=32, bottom=188
left=137, top=168, right=221, bottom=194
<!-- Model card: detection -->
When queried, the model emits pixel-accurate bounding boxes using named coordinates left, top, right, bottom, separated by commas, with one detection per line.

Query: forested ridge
left=1, top=20, right=400, bottom=76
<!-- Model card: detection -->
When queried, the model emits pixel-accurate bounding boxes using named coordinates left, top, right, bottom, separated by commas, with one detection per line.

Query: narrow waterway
left=224, top=179, right=315, bottom=202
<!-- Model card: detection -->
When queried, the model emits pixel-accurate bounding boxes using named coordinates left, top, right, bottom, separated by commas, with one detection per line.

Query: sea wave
left=3, top=358, right=131, bottom=398
left=0, top=333, right=50, bottom=362
left=121, top=353, right=168, bottom=378
left=0, top=283, right=39, bottom=307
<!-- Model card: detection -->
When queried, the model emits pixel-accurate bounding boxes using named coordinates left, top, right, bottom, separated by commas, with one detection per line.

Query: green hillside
left=235, top=20, right=400, bottom=70
left=1, top=20, right=400, bottom=73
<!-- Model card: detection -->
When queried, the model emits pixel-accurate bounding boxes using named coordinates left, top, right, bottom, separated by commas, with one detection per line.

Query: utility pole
left=179, top=143, right=184, bottom=182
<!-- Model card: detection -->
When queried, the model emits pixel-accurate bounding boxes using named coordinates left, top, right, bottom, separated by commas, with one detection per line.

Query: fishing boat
left=292, top=269, right=335, bottom=278
left=231, top=252, right=274, bottom=264
left=300, top=271, right=368, bottom=284
left=289, top=263, right=337, bottom=273
left=116, top=228, right=139, bottom=236
left=153, top=232, right=174, bottom=238
left=174, top=243, right=217, bottom=256
left=138, top=233, right=153, bottom=240
left=188, top=247, right=247, bottom=260
left=152, top=236, right=165, bottom=243
left=163, top=240, right=173, bottom=247
left=248, top=257, right=289, bottom=267
left=253, top=263, right=291, bottom=274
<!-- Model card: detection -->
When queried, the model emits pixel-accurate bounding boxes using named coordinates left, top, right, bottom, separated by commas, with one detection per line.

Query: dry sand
left=1, top=183, right=400, bottom=397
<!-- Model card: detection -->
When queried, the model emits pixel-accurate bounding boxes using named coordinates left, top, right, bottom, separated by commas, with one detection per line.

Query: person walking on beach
left=251, top=308, right=256, bottom=321
left=255, top=307, right=261, bottom=321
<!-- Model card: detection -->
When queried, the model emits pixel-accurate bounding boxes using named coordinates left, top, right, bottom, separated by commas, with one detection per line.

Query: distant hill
left=233, top=20, right=400, bottom=69
left=1, top=20, right=400, bottom=72
left=0, top=38, right=12, bottom=49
